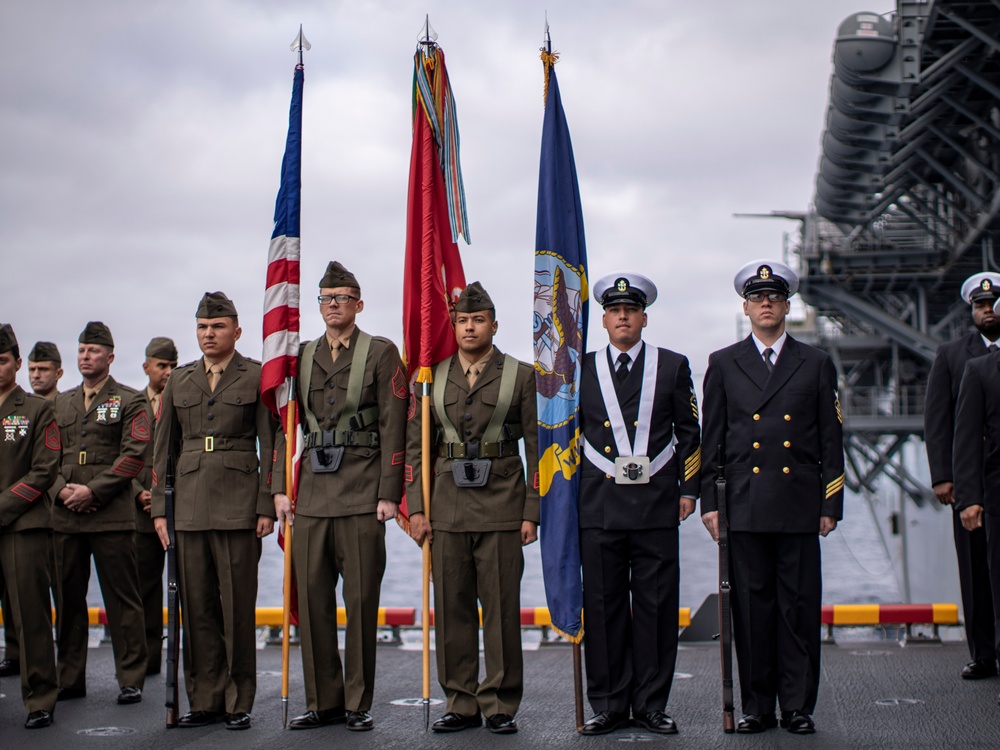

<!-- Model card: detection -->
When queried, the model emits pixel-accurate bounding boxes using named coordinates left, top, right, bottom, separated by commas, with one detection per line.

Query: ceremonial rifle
left=716, top=446, right=735, bottom=732
left=164, top=455, right=180, bottom=728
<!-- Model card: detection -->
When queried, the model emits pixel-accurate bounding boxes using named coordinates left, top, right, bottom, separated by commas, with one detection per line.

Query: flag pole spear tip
left=544, top=12, right=551, bottom=54
left=290, top=24, right=311, bottom=58
left=417, top=15, right=438, bottom=48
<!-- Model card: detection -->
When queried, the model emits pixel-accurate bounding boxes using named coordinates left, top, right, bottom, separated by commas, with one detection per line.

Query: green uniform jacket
left=405, top=348, right=540, bottom=532
left=0, top=386, right=60, bottom=532
left=151, top=351, right=276, bottom=530
left=51, top=377, right=151, bottom=533
left=272, top=328, right=408, bottom=515
left=131, top=389, right=156, bottom=534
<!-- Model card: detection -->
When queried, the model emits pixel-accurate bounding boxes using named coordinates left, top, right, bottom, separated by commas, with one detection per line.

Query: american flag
left=262, top=60, right=304, bottom=506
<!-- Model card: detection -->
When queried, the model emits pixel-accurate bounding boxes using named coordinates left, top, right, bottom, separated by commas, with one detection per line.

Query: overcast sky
left=1, top=0, right=891, bottom=391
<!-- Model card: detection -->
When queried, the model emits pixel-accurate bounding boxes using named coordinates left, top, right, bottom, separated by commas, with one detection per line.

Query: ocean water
left=83, top=488, right=903, bottom=612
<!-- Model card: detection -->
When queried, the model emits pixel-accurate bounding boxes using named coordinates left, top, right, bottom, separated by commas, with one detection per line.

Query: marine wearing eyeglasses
left=274, top=261, right=408, bottom=732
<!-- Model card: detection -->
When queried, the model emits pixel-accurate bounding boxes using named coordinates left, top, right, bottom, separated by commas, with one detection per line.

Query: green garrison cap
left=319, top=261, right=361, bottom=292
left=79, top=321, right=114, bottom=348
left=454, top=281, right=495, bottom=313
left=145, top=337, right=178, bottom=362
left=29, top=341, right=60, bottom=364
left=196, top=291, right=238, bottom=318
left=0, top=324, right=17, bottom=355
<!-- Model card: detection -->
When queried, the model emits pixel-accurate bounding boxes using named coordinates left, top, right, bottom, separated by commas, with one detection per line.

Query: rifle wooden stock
left=164, top=456, right=180, bottom=728
left=716, top=448, right=735, bottom=733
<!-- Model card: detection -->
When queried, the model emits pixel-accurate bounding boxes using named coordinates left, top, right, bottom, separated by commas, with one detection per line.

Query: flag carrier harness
left=299, top=332, right=380, bottom=474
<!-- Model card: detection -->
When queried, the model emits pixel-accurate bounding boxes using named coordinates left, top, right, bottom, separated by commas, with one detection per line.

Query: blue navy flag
left=533, top=49, right=588, bottom=642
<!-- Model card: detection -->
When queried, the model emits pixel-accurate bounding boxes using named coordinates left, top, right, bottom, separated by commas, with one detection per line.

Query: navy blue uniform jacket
left=700, top=335, right=845, bottom=533
left=579, top=343, right=701, bottom=531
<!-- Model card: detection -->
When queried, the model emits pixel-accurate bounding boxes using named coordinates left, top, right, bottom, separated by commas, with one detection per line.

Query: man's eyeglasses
left=318, top=294, right=359, bottom=306
left=745, top=292, right=787, bottom=304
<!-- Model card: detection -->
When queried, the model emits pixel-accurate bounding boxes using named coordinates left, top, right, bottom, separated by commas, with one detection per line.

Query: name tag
left=615, top=456, right=650, bottom=485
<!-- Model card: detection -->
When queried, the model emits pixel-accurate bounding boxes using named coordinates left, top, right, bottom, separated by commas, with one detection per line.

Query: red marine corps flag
left=260, top=26, right=309, bottom=729
left=400, top=17, right=471, bottom=730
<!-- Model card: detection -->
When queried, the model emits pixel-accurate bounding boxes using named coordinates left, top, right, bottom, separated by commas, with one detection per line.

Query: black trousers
left=953, top=511, right=996, bottom=662
left=730, top=531, right=821, bottom=717
left=581, top=527, right=679, bottom=715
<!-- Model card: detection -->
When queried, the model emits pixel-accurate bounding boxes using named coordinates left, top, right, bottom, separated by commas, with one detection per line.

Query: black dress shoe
left=486, top=713, right=518, bottom=734
left=432, top=712, right=482, bottom=732
left=24, top=710, right=53, bottom=729
left=962, top=660, right=998, bottom=680
left=225, top=712, right=251, bottom=730
left=633, top=711, right=678, bottom=734
left=178, top=710, right=224, bottom=727
left=288, top=707, right=347, bottom=729
left=0, top=658, right=20, bottom=677
left=786, top=711, right=815, bottom=734
left=117, top=686, right=142, bottom=704
left=581, top=710, right=629, bottom=735
left=736, top=714, right=777, bottom=733
left=347, top=711, right=374, bottom=731
left=56, top=687, right=86, bottom=701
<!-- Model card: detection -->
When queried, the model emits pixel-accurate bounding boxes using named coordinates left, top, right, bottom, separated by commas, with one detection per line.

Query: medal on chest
left=2, top=415, right=30, bottom=442
left=96, top=395, right=122, bottom=423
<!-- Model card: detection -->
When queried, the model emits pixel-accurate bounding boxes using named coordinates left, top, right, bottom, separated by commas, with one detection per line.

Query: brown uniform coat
left=272, top=328, right=408, bottom=511
left=151, top=352, right=275, bottom=526
left=52, top=377, right=150, bottom=532
left=0, top=386, right=59, bottom=713
left=405, top=349, right=540, bottom=529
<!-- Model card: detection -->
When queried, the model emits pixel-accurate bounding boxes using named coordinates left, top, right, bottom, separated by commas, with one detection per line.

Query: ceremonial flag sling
left=261, top=34, right=306, bottom=729
left=533, top=37, right=589, bottom=730
left=401, top=31, right=469, bottom=730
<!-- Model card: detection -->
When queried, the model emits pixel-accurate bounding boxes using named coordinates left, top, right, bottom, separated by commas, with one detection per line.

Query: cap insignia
left=616, top=278, right=628, bottom=292
left=758, top=265, right=771, bottom=280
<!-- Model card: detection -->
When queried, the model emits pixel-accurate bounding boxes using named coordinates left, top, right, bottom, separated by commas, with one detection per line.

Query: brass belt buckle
left=205, top=436, right=214, bottom=452
left=78, top=451, right=87, bottom=465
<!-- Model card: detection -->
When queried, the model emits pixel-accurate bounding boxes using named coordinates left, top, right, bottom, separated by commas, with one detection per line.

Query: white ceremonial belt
left=583, top=436, right=676, bottom=478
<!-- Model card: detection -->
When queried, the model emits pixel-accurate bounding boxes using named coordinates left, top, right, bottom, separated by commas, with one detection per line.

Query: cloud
left=1, top=0, right=886, bottom=387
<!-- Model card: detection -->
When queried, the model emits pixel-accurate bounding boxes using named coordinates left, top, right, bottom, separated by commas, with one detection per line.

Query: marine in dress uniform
left=0, top=325, right=61, bottom=728
left=407, top=282, right=540, bottom=735
left=1, top=340, right=63, bottom=680
left=273, top=262, right=408, bottom=732
left=132, top=337, right=177, bottom=676
left=925, top=272, right=1000, bottom=680
left=577, top=273, right=701, bottom=737
left=700, top=260, right=845, bottom=735
left=51, top=322, right=150, bottom=705
left=27, top=342, right=63, bottom=401
left=151, top=292, right=276, bottom=731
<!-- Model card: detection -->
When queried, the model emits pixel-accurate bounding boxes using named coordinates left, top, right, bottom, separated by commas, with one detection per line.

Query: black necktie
left=763, top=347, right=775, bottom=373
left=990, top=344, right=998, bottom=353
left=616, top=352, right=631, bottom=382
